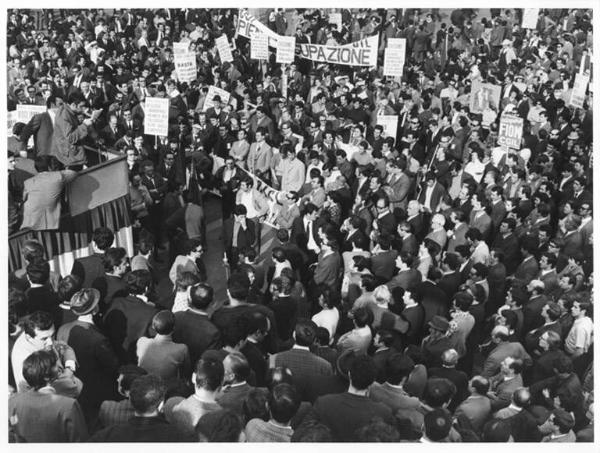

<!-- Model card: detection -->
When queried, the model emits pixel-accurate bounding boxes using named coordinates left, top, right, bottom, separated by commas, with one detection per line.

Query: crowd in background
left=7, top=7, right=595, bottom=443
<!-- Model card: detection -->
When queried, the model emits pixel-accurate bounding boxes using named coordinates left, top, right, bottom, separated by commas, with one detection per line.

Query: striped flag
left=257, top=221, right=278, bottom=265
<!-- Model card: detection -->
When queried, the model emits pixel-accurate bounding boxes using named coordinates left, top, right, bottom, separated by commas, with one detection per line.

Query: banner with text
left=216, top=35, right=234, bottom=63
left=298, top=35, right=378, bottom=67
left=236, top=9, right=282, bottom=48
left=16, top=104, right=46, bottom=124
left=376, top=115, right=399, bottom=141
left=522, top=9, right=539, bottom=29
left=203, top=86, right=231, bottom=112
left=498, top=115, right=523, bottom=149
left=144, top=97, right=169, bottom=137
left=569, top=73, right=589, bottom=109
left=276, top=36, right=296, bottom=64
left=251, top=32, right=269, bottom=60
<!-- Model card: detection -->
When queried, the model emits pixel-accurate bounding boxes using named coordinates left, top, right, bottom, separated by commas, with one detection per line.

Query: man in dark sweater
left=305, top=354, right=394, bottom=441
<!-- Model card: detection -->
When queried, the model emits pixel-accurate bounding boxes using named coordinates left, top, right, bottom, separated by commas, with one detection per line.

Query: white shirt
left=471, top=241, right=490, bottom=265
left=240, top=191, right=258, bottom=219
left=311, top=307, right=340, bottom=343
left=565, top=316, right=593, bottom=354
left=304, top=218, right=320, bottom=253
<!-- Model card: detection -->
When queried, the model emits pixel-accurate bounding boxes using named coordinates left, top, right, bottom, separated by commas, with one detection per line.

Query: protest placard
left=203, top=86, right=231, bottom=112
left=251, top=32, right=269, bottom=60
left=216, top=35, right=233, bottom=63
left=16, top=104, right=46, bottom=124
left=8, top=110, right=18, bottom=134
left=298, top=35, right=378, bottom=67
left=174, top=50, right=197, bottom=83
left=522, top=9, right=539, bottom=29
left=383, top=46, right=405, bottom=77
left=387, top=38, right=406, bottom=50
left=236, top=8, right=281, bottom=47
left=281, top=73, right=288, bottom=99
left=570, top=73, right=589, bottom=109
left=172, top=41, right=190, bottom=55
left=328, top=13, right=342, bottom=32
left=498, top=114, right=523, bottom=149
left=470, top=81, right=502, bottom=114
left=376, top=115, right=399, bottom=141
left=144, top=97, right=169, bottom=137
left=276, top=36, right=296, bottom=64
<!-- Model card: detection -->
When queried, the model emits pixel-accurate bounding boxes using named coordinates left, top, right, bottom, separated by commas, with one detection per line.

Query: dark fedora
left=70, top=288, right=101, bottom=316
left=428, top=315, right=450, bottom=333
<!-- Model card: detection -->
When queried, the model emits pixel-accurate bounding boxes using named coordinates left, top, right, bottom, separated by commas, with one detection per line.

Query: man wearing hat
left=421, top=315, right=456, bottom=368
left=57, top=288, right=119, bottom=424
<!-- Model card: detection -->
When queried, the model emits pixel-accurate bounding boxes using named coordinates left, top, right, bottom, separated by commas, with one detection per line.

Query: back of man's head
left=227, top=272, right=250, bottom=301
left=152, top=310, right=175, bottom=335
left=194, top=357, right=224, bottom=392
left=349, top=355, right=376, bottom=390
left=268, top=383, right=300, bottom=425
left=294, top=320, right=317, bottom=346
left=129, top=374, right=166, bottom=415
left=93, top=227, right=115, bottom=251
left=385, top=353, right=414, bottom=386
left=190, top=283, right=214, bottom=310
left=424, top=408, right=452, bottom=441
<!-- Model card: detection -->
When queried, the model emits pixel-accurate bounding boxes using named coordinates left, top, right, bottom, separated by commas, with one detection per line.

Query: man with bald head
left=428, top=349, right=469, bottom=411
left=455, top=376, right=492, bottom=433
left=496, top=387, right=542, bottom=442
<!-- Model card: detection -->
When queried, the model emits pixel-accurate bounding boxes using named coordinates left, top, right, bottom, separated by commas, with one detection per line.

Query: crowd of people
left=7, top=7, right=595, bottom=443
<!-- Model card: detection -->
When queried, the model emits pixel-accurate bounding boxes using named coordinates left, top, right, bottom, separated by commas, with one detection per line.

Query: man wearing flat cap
left=421, top=316, right=456, bottom=368
left=57, top=288, right=119, bottom=425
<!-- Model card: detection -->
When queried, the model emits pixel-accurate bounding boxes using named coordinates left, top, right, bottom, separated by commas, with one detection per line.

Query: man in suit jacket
left=491, top=218, right=521, bottom=275
left=481, top=326, right=532, bottom=378
left=561, top=219, right=583, bottom=258
left=304, top=355, right=394, bottom=441
left=512, top=239, right=539, bottom=285
left=51, top=92, right=96, bottom=168
left=20, top=95, right=61, bottom=156
left=104, top=271, right=159, bottom=364
left=91, top=247, right=129, bottom=314
left=312, top=242, right=342, bottom=290
left=488, top=357, right=524, bottom=412
left=538, top=253, right=560, bottom=296
left=469, top=193, right=492, bottom=241
left=271, top=321, right=333, bottom=385
left=438, top=253, right=462, bottom=301
left=418, top=172, right=447, bottom=213
left=173, top=284, right=222, bottom=367
left=447, top=210, right=469, bottom=253
left=489, top=187, right=507, bottom=234
left=386, top=161, right=412, bottom=211
left=215, top=352, right=258, bottom=415
left=247, top=129, right=273, bottom=180
left=455, top=376, right=492, bottom=433
left=57, top=288, right=119, bottom=422
left=21, top=156, right=78, bottom=231
left=370, top=237, right=399, bottom=283
left=387, top=252, right=422, bottom=291
left=223, top=204, right=256, bottom=267
left=290, top=204, right=322, bottom=259
left=71, top=227, right=115, bottom=289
